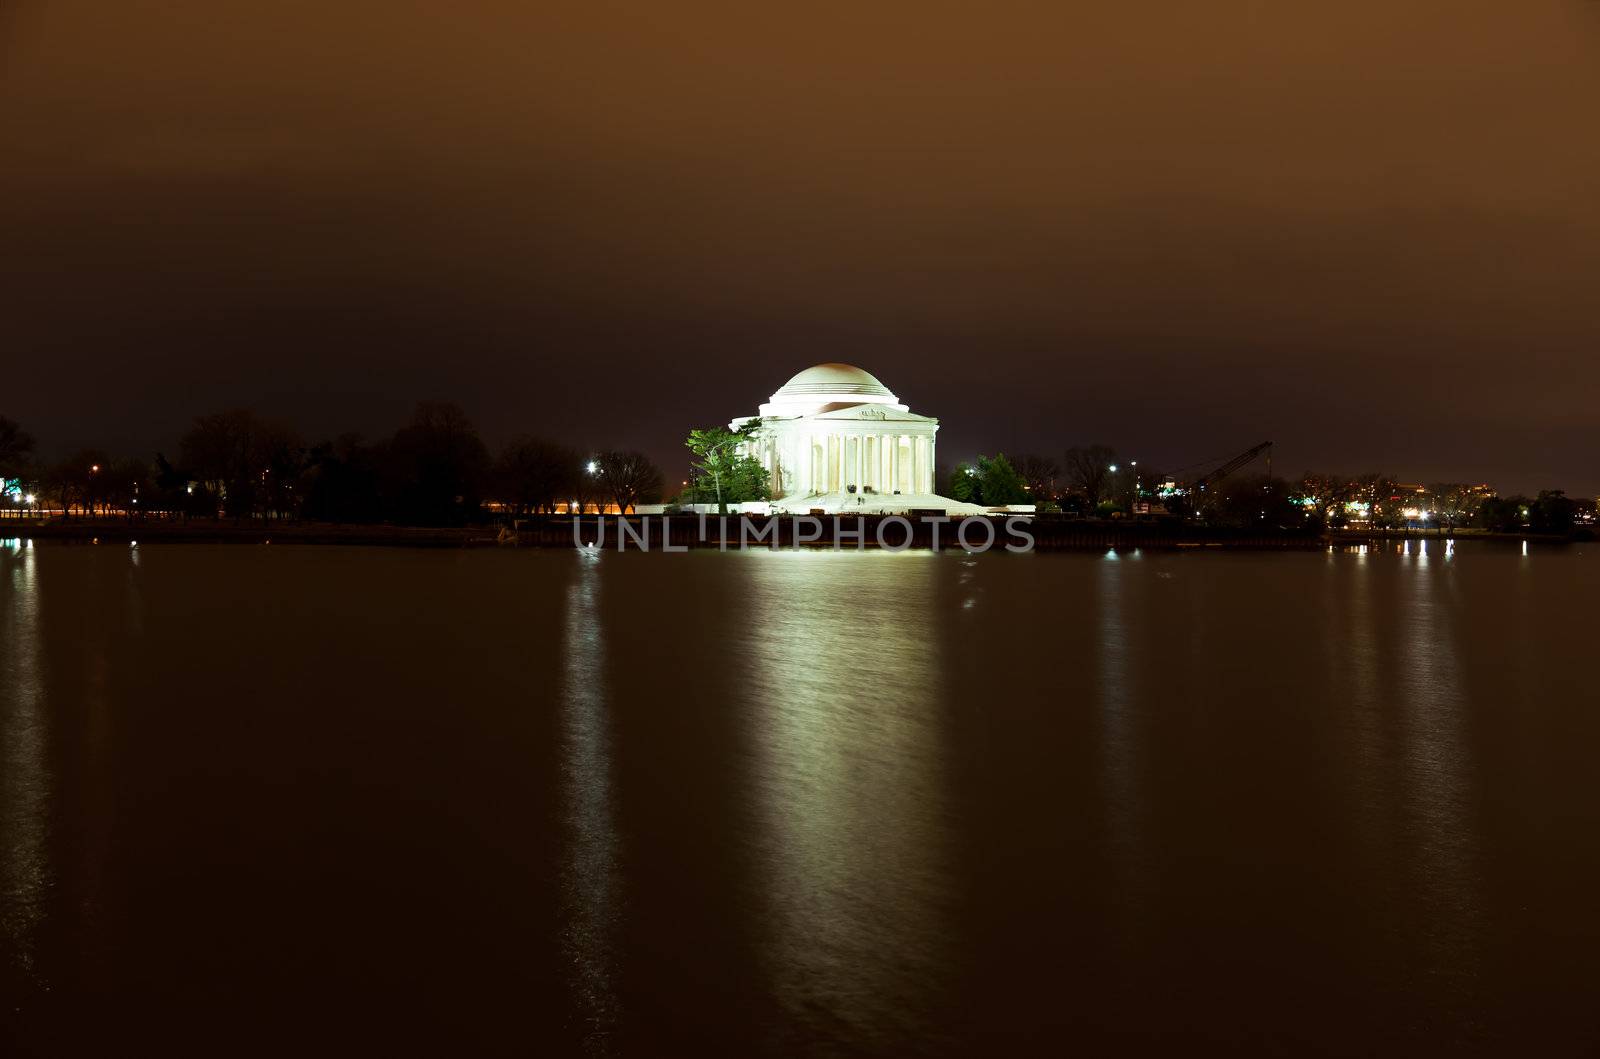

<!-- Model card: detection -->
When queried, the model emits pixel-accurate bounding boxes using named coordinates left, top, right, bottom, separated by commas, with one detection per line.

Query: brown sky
left=3, top=1, right=1598, bottom=491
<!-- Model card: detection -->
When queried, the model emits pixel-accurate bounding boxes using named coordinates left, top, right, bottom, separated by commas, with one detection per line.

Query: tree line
left=4, top=410, right=1591, bottom=533
left=0, top=406, right=665, bottom=524
left=938, top=446, right=1592, bottom=533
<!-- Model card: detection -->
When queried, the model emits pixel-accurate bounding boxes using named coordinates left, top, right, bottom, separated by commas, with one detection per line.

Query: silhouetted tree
left=594, top=450, right=662, bottom=514
left=0, top=416, right=35, bottom=481
left=153, top=452, right=205, bottom=520
left=1210, top=475, right=1309, bottom=530
left=0, top=416, right=37, bottom=517
left=301, top=435, right=383, bottom=523
left=383, top=402, right=490, bottom=525
left=494, top=436, right=579, bottom=515
left=103, top=458, right=153, bottom=518
left=1064, top=444, right=1118, bottom=507
left=1014, top=453, right=1060, bottom=501
left=1530, top=490, right=1576, bottom=534
left=1479, top=495, right=1528, bottom=532
left=180, top=409, right=300, bottom=519
left=254, top=422, right=306, bottom=521
left=945, top=462, right=977, bottom=502
left=44, top=449, right=110, bottom=517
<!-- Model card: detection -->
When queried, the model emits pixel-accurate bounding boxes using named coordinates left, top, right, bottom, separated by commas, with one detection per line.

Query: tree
left=0, top=416, right=37, bottom=517
left=0, top=416, right=35, bottom=481
left=1064, top=445, right=1118, bottom=507
left=1209, top=474, right=1309, bottom=530
left=153, top=452, right=208, bottom=520
left=976, top=454, right=1029, bottom=505
left=1530, top=490, right=1576, bottom=534
left=181, top=409, right=254, bottom=516
left=301, top=435, right=383, bottom=523
left=104, top=458, right=154, bottom=518
left=46, top=449, right=109, bottom=517
left=944, top=455, right=1027, bottom=506
left=1346, top=473, right=1397, bottom=528
left=593, top=450, right=662, bottom=514
left=1428, top=483, right=1487, bottom=532
left=180, top=409, right=301, bottom=519
left=494, top=436, right=580, bottom=515
left=575, top=459, right=608, bottom=514
left=1300, top=472, right=1362, bottom=528
left=1478, top=495, right=1527, bottom=532
left=1014, top=453, right=1060, bottom=501
left=686, top=421, right=765, bottom=514
left=384, top=402, right=490, bottom=526
left=945, top=462, right=977, bottom=502
left=255, top=422, right=305, bottom=521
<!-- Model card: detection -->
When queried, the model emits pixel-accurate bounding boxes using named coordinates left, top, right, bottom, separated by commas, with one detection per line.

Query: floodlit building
left=731, top=363, right=995, bottom=515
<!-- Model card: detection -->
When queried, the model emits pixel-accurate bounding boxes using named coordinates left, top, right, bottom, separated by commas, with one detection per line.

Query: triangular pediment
left=808, top=404, right=937, bottom=424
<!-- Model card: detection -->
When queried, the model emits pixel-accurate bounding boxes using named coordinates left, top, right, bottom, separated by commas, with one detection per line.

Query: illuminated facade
left=732, top=363, right=987, bottom=514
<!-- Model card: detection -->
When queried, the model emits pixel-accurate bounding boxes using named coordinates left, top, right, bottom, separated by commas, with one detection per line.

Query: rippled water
left=2, top=539, right=1598, bottom=1054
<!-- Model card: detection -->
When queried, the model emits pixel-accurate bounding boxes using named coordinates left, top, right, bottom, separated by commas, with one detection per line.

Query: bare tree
left=1299, top=472, right=1361, bottom=526
left=594, top=450, right=663, bottom=514
left=1428, top=483, right=1487, bottom=531
left=495, top=436, right=579, bottom=515
left=179, top=409, right=304, bottom=520
left=1014, top=453, right=1061, bottom=501
left=1063, top=444, right=1118, bottom=506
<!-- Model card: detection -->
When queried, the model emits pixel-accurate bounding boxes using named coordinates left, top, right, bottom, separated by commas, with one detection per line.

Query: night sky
left=4, top=2, right=1597, bottom=492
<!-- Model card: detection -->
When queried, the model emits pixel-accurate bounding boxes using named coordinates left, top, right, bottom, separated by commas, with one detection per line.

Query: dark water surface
left=2, top=540, right=1598, bottom=1055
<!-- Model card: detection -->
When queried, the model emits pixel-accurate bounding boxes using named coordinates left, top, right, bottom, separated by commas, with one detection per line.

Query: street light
left=585, top=460, right=598, bottom=475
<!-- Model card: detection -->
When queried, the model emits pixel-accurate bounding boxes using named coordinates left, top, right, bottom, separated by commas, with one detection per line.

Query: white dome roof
left=773, top=362, right=894, bottom=399
left=759, top=362, right=905, bottom=416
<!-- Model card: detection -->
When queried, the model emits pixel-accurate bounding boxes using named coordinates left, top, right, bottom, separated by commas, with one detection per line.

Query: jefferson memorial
left=732, top=363, right=988, bottom=515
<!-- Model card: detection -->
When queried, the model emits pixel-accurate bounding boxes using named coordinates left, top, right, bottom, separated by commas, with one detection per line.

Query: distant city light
left=1109, top=464, right=1119, bottom=472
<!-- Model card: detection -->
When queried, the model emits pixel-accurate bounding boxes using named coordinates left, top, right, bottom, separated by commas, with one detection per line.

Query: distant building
left=730, top=363, right=998, bottom=515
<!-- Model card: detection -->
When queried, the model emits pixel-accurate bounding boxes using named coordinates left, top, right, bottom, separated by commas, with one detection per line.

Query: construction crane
left=1186, top=441, right=1274, bottom=494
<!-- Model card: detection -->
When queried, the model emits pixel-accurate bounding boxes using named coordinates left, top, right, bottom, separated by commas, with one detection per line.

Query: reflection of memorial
left=558, top=552, right=621, bottom=1050
left=741, top=553, right=954, bottom=1045
left=732, top=363, right=986, bottom=515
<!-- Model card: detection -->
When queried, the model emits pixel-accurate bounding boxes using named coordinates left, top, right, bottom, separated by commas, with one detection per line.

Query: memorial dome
left=762, top=363, right=902, bottom=415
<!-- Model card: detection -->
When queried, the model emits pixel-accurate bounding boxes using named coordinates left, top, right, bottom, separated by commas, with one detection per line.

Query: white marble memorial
left=732, top=363, right=988, bottom=515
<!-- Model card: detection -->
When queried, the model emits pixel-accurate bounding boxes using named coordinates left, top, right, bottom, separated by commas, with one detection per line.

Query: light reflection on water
left=740, top=551, right=956, bottom=1051
left=1397, top=543, right=1483, bottom=995
left=559, top=550, right=621, bottom=1056
left=1095, top=549, right=1150, bottom=929
left=0, top=539, right=49, bottom=996
left=1, top=542, right=1597, bottom=1053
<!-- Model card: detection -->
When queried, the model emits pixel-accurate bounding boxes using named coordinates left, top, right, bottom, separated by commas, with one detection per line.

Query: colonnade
left=763, top=432, right=934, bottom=498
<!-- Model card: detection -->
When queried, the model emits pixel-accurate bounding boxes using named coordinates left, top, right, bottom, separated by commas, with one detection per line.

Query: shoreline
left=2, top=516, right=1584, bottom=551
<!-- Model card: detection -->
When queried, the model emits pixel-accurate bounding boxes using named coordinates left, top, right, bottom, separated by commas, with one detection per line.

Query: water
left=2, top=539, right=1598, bottom=1054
